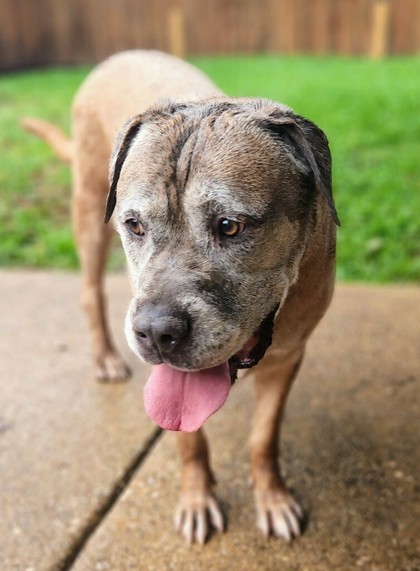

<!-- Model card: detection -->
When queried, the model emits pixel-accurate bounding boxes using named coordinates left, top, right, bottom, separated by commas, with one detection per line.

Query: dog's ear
left=105, top=114, right=143, bottom=223
left=263, top=114, right=340, bottom=227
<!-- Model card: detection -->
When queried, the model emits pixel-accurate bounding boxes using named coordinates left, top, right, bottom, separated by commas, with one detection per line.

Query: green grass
left=1, top=56, right=419, bottom=281
left=0, top=68, right=87, bottom=268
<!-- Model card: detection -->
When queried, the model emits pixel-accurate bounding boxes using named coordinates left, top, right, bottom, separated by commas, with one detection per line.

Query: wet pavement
left=1, top=270, right=419, bottom=571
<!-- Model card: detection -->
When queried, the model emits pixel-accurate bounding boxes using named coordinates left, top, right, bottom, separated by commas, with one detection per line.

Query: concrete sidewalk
left=1, top=270, right=419, bottom=571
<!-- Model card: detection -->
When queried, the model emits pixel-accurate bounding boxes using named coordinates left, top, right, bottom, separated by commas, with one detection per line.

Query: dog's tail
left=21, top=117, right=74, bottom=164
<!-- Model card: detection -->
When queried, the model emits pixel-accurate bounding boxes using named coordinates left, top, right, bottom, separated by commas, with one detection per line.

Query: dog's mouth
left=143, top=305, right=278, bottom=432
left=228, top=305, right=279, bottom=381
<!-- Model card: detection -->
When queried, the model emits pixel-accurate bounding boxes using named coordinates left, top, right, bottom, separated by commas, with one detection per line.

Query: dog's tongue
left=144, top=362, right=231, bottom=432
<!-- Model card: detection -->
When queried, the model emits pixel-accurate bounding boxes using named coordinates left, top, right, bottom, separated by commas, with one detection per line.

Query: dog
left=23, top=50, right=339, bottom=544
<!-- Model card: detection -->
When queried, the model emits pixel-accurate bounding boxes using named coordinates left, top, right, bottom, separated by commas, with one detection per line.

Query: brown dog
left=23, top=50, right=339, bottom=544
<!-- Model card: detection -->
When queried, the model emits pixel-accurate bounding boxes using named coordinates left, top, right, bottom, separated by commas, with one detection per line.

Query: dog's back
left=73, top=50, right=222, bottom=149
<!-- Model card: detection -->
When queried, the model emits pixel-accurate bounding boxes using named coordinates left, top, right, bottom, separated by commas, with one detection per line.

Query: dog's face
left=106, top=98, right=337, bottom=371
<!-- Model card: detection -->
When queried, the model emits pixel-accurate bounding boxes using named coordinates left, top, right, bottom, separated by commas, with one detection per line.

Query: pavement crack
left=54, top=427, right=163, bottom=571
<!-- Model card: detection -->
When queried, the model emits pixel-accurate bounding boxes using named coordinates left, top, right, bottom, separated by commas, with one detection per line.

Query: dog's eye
left=218, top=218, right=245, bottom=238
left=126, top=218, right=145, bottom=237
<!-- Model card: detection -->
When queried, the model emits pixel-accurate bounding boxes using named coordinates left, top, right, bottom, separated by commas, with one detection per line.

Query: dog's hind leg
left=249, top=347, right=305, bottom=541
left=175, top=429, right=224, bottom=544
left=72, top=123, right=131, bottom=382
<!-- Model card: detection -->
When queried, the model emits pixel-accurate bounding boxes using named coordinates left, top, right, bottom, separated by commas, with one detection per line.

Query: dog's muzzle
left=131, top=300, right=279, bottom=379
left=136, top=301, right=280, bottom=432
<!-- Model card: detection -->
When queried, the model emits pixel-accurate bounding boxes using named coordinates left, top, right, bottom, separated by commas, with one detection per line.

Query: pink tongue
left=143, top=362, right=231, bottom=432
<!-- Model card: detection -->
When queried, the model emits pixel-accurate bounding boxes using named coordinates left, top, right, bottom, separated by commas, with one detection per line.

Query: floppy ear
left=104, top=114, right=143, bottom=223
left=264, top=114, right=340, bottom=227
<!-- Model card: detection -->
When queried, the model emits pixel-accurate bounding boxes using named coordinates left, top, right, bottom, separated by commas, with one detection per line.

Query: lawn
left=0, top=56, right=419, bottom=281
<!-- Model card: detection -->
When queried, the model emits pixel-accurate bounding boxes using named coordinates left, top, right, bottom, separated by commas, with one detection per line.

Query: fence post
left=370, top=0, right=391, bottom=58
left=168, top=7, right=187, bottom=59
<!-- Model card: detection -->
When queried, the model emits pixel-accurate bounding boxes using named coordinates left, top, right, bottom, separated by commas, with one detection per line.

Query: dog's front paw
left=254, top=485, right=304, bottom=541
left=95, top=351, right=131, bottom=383
left=174, top=490, right=225, bottom=545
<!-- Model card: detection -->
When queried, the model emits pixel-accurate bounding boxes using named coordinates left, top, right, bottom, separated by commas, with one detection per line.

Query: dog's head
left=105, top=98, right=338, bottom=375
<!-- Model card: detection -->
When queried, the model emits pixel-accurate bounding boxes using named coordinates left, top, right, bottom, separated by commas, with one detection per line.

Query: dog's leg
left=72, top=147, right=131, bottom=382
left=249, top=347, right=305, bottom=541
left=175, top=429, right=224, bottom=544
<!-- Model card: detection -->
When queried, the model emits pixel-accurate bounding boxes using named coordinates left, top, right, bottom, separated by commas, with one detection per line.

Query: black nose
left=132, top=304, right=190, bottom=356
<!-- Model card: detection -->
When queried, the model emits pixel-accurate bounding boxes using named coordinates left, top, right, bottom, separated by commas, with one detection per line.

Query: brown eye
left=126, top=218, right=145, bottom=237
left=218, top=218, right=245, bottom=237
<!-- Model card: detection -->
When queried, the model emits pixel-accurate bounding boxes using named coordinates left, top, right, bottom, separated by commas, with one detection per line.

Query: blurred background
left=1, top=0, right=419, bottom=281
left=2, top=0, right=419, bottom=67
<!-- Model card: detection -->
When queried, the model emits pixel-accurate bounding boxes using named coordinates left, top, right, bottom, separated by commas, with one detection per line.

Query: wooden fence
left=1, top=0, right=419, bottom=70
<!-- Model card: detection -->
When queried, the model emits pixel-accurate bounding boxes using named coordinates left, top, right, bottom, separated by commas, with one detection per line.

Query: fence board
left=0, top=0, right=418, bottom=71
left=0, top=0, right=21, bottom=68
left=307, top=0, right=330, bottom=55
left=277, top=0, right=298, bottom=54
